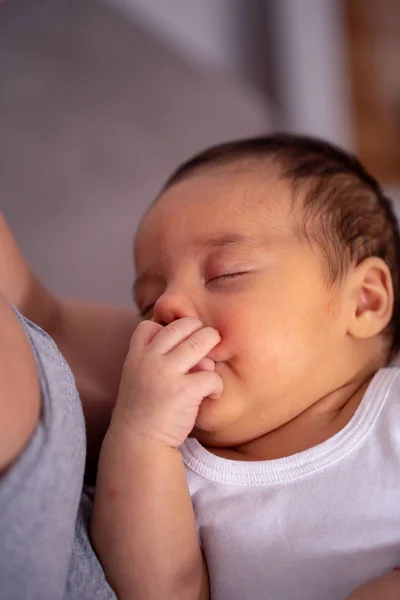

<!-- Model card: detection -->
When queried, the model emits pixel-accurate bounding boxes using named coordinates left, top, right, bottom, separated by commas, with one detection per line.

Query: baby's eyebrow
left=198, top=233, right=253, bottom=249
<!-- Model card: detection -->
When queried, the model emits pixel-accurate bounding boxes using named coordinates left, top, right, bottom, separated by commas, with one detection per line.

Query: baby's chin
left=192, top=396, right=245, bottom=448
left=193, top=396, right=223, bottom=433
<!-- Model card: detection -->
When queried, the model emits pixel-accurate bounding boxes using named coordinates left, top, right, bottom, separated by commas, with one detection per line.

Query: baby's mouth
left=214, top=360, right=226, bottom=371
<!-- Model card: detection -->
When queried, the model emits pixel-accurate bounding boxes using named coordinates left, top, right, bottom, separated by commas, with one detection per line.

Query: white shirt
left=181, top=367, right=400, bottom=600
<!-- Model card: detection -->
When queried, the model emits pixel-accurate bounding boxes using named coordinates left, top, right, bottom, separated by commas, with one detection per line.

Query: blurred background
left=1, top=0, right=399, bottom=305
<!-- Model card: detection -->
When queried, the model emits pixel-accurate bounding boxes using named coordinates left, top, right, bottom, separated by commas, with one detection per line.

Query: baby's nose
left=153, top=291, right=199, bottom=326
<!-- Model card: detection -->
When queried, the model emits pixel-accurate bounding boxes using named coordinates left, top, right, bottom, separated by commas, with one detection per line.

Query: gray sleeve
left=65, top=488, right=117, bottom=600
left=0, top=308, right=116, bottom=600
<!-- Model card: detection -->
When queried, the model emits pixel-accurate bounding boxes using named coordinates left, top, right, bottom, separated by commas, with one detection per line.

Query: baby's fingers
left=130, top=319, right=164, bottom=350
left=187, top=370, right=223, bottom=401
left=169, top=326, right=221, bottom=373
left=150, top=317, right=204, bottom=354
left=189, top=357, right=216, bottom=374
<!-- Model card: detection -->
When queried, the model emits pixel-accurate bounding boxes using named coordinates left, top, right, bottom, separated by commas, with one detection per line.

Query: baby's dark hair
left=163, top=133, right=400, bottom=358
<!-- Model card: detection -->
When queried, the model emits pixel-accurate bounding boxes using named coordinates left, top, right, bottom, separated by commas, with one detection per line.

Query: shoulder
left=0, top=294, right=40, bottom=474
left=379, top=365, right=400, bottom=400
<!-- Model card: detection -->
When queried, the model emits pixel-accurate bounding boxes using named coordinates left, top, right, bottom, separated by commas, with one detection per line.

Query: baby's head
left=134, top=134, right=400, bottom=447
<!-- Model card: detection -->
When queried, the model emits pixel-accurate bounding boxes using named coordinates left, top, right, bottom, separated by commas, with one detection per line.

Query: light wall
left=269, top=0, right=354, bottom=149
left=105, top=0, right=247, bottom=79
left=0, top=0, right=271, bottom=305
left=107, top=0, right=354, bottom=149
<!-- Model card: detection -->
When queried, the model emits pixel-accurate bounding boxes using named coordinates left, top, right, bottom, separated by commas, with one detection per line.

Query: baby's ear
left=347, top=256, right=393, bottom=340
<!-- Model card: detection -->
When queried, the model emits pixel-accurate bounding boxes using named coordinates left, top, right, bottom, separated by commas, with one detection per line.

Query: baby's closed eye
left=206, top=271, right=250, bottom=285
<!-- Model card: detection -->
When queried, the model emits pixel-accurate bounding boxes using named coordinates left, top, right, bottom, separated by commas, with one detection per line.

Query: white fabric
left=181, top=367, right=400, bottom=600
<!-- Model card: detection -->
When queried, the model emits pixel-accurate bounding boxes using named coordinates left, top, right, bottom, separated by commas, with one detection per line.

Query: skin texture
left=93, top=166, right=398, bottom=599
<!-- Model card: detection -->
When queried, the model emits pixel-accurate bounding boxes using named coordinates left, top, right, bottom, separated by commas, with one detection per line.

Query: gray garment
left=0, top=308, right=116, bottom=600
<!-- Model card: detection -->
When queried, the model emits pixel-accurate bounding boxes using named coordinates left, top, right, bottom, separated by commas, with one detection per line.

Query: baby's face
left=134, top=168, right=350, bottom=447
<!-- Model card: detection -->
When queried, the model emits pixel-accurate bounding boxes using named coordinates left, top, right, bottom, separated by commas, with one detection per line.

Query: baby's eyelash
left=140, top=303, right=155, bottom=317
left=208, top=271, right=248, bottom=283
left=140, top=272, right=248, bottom=315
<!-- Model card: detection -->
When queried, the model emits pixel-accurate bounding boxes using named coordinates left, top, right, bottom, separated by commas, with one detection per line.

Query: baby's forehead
left=135, top=171, right=302, bottom=270
left=144, top=168, right=295, bottom=228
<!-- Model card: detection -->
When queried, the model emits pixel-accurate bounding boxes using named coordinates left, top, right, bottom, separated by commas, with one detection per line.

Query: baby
left=92, top=134, right=400, bottom=599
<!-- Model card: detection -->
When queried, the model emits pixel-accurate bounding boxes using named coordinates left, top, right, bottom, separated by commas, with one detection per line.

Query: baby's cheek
left=216, top=319, right=254, bottom=355
left=208, top=315, right=237, bottom=360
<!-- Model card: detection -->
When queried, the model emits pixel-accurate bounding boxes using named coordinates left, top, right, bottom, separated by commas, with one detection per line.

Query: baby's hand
left=345, top=570, right=400, bottom=600
left=113, top=317, right=223, bottom=447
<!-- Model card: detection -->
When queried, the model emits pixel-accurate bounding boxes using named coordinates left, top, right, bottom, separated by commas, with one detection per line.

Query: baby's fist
left=114, top=317, right=223, bottom=447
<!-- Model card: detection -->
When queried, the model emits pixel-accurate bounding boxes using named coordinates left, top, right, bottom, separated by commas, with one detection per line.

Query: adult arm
left=0, top=211, right=139, bottom=473
left=345, top=570, right=400, bottom=599
left=0, top=292, right=41, bottom=474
